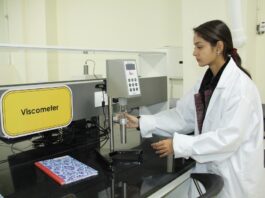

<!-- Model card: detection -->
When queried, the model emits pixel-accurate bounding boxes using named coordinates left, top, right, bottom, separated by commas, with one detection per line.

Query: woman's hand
left=124, top=113, right=139, bottom=128
left=151, top=139, right=174, bottom=157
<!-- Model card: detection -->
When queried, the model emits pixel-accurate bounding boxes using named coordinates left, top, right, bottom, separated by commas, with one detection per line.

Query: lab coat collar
left=215, top=58, right=239, bottom=89
left=203, top=58, right=239, bottom=125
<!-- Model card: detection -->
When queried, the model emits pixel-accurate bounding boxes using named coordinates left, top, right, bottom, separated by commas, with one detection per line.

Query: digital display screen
left=126, top=64, right=135, bottom=70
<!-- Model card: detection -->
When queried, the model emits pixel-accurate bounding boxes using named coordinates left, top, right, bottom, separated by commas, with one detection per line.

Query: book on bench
left=35, top=155, right=98, bottom=185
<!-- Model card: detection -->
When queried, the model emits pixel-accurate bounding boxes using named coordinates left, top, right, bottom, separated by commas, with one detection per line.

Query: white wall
left=0, top=0, right=182, bottom=84
left=0, top=0, right=49, bottom=84
left=56, top=0, right=181, bottom=49
left=254, top=0, right=265, bottom=103
left=55, top=0, right=182, bottom=80
left=181, top=0, right=228, bottom=92
left=1, top=0, right=265, bottom=103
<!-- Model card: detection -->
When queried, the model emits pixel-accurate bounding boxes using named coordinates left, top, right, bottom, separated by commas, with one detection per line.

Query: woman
left=125, top=20, right=265, bottom=197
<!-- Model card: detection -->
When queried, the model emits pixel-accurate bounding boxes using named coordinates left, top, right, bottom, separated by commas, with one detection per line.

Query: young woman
left=125, top=20, right=265, bottom=197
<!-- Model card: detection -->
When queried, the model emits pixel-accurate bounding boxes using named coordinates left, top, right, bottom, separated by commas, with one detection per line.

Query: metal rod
left=108, top=97, right=114, bottom=152
left=166, top=154, right=174, bottom=173
left=111, top=176, right=115, bottom=198
left=119, top=98, right=127, bottom=144
left=122, top=182, right=127, bottom=198
left=193, top=179, right=203, bottom=196
left=120, top=119, right=127, bottom=144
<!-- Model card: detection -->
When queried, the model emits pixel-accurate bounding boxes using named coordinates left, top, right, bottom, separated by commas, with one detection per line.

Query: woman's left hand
left=151, top=139, right=174, bottom=157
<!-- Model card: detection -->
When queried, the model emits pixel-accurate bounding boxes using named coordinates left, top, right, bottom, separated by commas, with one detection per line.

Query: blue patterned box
left=35, top=155, right=98, bottom=185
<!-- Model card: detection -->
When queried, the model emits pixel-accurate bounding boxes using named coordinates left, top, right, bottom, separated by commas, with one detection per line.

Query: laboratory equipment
left=105, top=59, right=142, bottom=166
left=106, top=59, right=141, bottom=147
left=106, top=59, right=141, bottom=98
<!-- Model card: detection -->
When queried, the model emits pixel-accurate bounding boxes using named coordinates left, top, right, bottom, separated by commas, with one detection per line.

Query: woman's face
left=193, top=33, right=218, bottom=67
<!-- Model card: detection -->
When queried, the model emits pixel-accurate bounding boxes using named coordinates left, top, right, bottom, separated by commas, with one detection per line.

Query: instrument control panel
left=106, top=60, right=141, bottom=98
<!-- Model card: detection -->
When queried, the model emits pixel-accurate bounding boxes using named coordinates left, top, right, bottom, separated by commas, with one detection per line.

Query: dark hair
left=193, top=20, right=251, bottom=78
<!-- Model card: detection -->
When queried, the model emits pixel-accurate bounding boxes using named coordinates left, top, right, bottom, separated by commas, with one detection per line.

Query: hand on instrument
left=125, top=113, right=139, bottom=128
left=117, top=113, right=139, bottom=129
left=151, top=139, right=174, bottom=158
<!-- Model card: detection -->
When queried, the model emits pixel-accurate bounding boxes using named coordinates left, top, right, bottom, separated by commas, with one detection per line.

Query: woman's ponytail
left=229, top=48, right=251, bottom=78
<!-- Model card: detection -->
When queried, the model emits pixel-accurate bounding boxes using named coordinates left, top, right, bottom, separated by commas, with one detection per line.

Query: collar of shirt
left=199, top=57, right=230, bottom=94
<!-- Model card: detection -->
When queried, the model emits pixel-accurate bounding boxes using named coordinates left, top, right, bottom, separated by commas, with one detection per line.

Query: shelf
left=0, top=43, right=167, bottom=55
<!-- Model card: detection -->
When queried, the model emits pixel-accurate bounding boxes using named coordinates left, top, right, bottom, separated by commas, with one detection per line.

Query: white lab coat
left=140, top=59, right=265, bottom=198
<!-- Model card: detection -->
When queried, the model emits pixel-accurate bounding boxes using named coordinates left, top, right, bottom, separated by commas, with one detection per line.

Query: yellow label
left=1, top=86, right=73, bottom=138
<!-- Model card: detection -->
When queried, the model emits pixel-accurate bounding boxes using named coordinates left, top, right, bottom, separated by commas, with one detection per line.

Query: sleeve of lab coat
left=139, top=84, right=197, bottom=138
left=172, top=94, right=260, bottom=163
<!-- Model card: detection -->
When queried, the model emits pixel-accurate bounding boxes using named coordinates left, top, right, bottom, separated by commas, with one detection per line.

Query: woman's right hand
left=124, top=113, right=139, bottom=129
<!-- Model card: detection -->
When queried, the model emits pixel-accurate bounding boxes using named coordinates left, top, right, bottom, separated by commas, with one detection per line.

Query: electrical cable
left=100, top=135, right=109, bottom=149
left=0, top=118, right=110, bottom=165
left=11, top=143, right=23, bottom=154
left=86, top=118, right=110, bottom=149
left=0, top=159, right=8, bottom=165
left=0, top=143, right=22, bottom=154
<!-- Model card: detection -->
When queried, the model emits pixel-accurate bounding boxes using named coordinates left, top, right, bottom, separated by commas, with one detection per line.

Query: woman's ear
left=216, top=41, right=224, bottom=53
